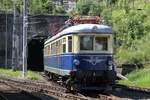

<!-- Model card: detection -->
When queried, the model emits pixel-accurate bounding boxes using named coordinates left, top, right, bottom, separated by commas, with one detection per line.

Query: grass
left=0, top=68, right=43, bottom=81
left=118, top=67, right=150, bottom=88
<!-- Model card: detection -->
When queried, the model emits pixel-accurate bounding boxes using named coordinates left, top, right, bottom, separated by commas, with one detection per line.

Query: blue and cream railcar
left=44, top=24, right=116, bottom=91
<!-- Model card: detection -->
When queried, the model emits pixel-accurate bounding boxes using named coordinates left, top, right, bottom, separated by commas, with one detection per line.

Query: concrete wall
left=0, top=14, right=13, bottom=66
left=0, top=13, right=68, bottom=67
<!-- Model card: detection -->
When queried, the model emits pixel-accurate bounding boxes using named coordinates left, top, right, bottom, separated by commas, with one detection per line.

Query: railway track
left=0, top=76, right=117, bottom=100
left=0, top=91, right=42, bottom=100
left=0, top=93, right=8, bottom=100
left=109, top=84, right=150, bottom=99
left=0, top=82, right=42, bottom=100
left=1, top=75, right=149, bottom=100
left=115, top=84, right=150, bottom=93
left=0, top=91, right=43, bottom=100
left=40, top=72, right=150, bottom=99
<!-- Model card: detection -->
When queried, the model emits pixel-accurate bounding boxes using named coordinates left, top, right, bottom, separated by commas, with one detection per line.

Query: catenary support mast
left=23, top=0, right=28, bottom=77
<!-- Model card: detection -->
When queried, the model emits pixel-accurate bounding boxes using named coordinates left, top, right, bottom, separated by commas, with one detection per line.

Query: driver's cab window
left=95, top=37, right=108, bottom=51
left=80, top=36, right=93, bottom=50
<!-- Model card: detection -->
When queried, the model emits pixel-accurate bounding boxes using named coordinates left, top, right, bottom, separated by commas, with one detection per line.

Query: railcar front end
left=70, top=34, right=116, bottom=90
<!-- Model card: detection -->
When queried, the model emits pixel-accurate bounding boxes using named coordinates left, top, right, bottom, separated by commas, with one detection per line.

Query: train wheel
left=49, top=73, right=54, bottom=80
left=104, top=85, right=113, bottom=92
left=65, top=79, right=76, bottom=93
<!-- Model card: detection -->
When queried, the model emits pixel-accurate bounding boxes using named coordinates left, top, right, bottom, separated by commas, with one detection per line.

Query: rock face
left=0, top=14, right=68, bottom=68
left=0, top=14, right=13, bottom=67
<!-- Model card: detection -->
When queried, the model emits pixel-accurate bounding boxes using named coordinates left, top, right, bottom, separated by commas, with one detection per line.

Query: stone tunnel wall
left=0, top=13, right=68, bottom=67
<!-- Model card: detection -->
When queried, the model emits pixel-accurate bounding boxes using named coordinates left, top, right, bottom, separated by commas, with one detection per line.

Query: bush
left=53, top=6, right=66, bottom=15
left=116, top=33, right=150, bottom=65
left=119, top=68, right=150, bottom=88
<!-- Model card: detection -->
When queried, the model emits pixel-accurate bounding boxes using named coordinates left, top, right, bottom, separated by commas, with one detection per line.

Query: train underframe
left=44, top=70, right=116, bottom=92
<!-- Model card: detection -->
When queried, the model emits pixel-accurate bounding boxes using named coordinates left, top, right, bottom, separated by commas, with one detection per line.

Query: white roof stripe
left=45, top=24, right=112, bottom=44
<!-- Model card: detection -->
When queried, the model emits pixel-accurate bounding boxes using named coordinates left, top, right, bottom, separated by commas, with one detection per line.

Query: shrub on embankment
left=119, top=67, right=150, bottom=88
left=110, top=8, right=150, bottom=66
left=116, top=33, right=150, bottom=66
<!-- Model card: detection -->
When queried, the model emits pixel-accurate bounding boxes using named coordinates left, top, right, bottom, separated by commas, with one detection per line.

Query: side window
left=56, top=41, right=58, bottom=54
left=62, top=38, right=66, bottom=53
left=48, top=45, right=50, bottom=55
left=95, top=37, right=108, bottom=51
left=58, top=40, right=61, bottom=54
left=46, top=46, right=48, bottom=55
left=54, top=42, right=56, bottom=54
left=51, top=43, right=55, bottom=54
left=51, top=44, right=53, bottom=54
left=68, top=36, right=72, bottom=52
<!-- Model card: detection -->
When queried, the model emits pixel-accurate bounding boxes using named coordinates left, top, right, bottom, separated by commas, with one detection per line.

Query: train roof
left=45, top=24, right=112, bottom=44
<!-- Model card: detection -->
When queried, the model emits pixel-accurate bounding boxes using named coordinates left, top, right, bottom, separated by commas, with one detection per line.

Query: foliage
left=0, top=0, right=13, bottom=12
left=0, top=68, right=43, bottom=80
left=0, top=68, right=21, bottom=77
left=88, top=2, right=102, bottom=16
left=0, top=0, right=66, bottom=15
left=112, top=10, right=145, bottom=46
left=116, top=32, right=150, bottom=64
left=76, top=0, right=92, bottom=15
left=26, top=71, right=43, bottom=80
left=53, top=6, right=66, bottom=15
left=119, top=68, right=150, bottom=88
left=76, top=0, right=103, bottom=16
left=29, top=0, right=55, bottom=14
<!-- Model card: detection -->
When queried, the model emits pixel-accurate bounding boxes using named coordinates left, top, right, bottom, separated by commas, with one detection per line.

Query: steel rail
left=0, top=92, right=8, bottom=100
left=115, top=84, right=150, bottom=93
left=0, top=76, right=116, bottom=100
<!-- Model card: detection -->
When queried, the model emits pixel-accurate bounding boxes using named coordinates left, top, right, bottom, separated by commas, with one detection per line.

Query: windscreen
left=80, top=35, right=108, bottom=51
left=80, top=36, right=93, bottom=50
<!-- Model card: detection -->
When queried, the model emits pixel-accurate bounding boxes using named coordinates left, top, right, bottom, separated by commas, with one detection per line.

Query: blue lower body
left=44, top=53, right=116, bottom=90
left=44, top=53, right=113, bottom=73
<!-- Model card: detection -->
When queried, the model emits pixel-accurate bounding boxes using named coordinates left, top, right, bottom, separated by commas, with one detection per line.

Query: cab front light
left=73, top=59, right=80, bottom=66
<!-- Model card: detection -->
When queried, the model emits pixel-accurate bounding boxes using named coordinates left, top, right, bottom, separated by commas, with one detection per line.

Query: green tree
left=0, top=0, right=13, bottom=12
left=88, top=2, right=102, bottom=16
left=76, top=0, right=93, bottom=15
left=28, top=0, right=55, bottom=15
left=53, top=6, right=66, bottom=15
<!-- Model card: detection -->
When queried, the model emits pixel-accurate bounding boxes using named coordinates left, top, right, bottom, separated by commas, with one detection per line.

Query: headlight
left=108, top=60, right=113, bottom=66
left=108, top=66, right=112, bottom=70
left=73, top=59, right=80, bottom=65
left=108, top=61, right=113, bottom=70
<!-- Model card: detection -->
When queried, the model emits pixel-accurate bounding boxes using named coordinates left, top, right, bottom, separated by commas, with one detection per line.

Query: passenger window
left=68, top=36, right=72, bottom=52
left=51, top=43, right=55, bottom=54
left=48, top=45, right=50, bottom=55
left=62, top=38, right=66, bottom=53
left=56, top=41, right=58, bottom=54
left=95, top=37, right=108, bottom=51
left=80, top=36, right=93, bottom=50
left=63, top=44, right=66, bottom=53
left=58, top=40, right=61, bottom=54
left=46, top=46, right=48, bottom=55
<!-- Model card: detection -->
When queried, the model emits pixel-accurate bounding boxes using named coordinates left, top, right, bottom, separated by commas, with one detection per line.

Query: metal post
left=12, top=0, right=16, bottom=70
left=5, top=1, right=8, bottom=68
left=23, top=0, right=28, bottom=77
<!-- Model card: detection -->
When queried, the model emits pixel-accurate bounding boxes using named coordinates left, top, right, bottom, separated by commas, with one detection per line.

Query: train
left=44, top=16, right=116, bottom=91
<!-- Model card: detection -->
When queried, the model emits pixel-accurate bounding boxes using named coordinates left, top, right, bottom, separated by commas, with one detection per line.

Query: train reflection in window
left=95, top=37, right=108, bottom=51
left=80, top=36, right=93, bottom=50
